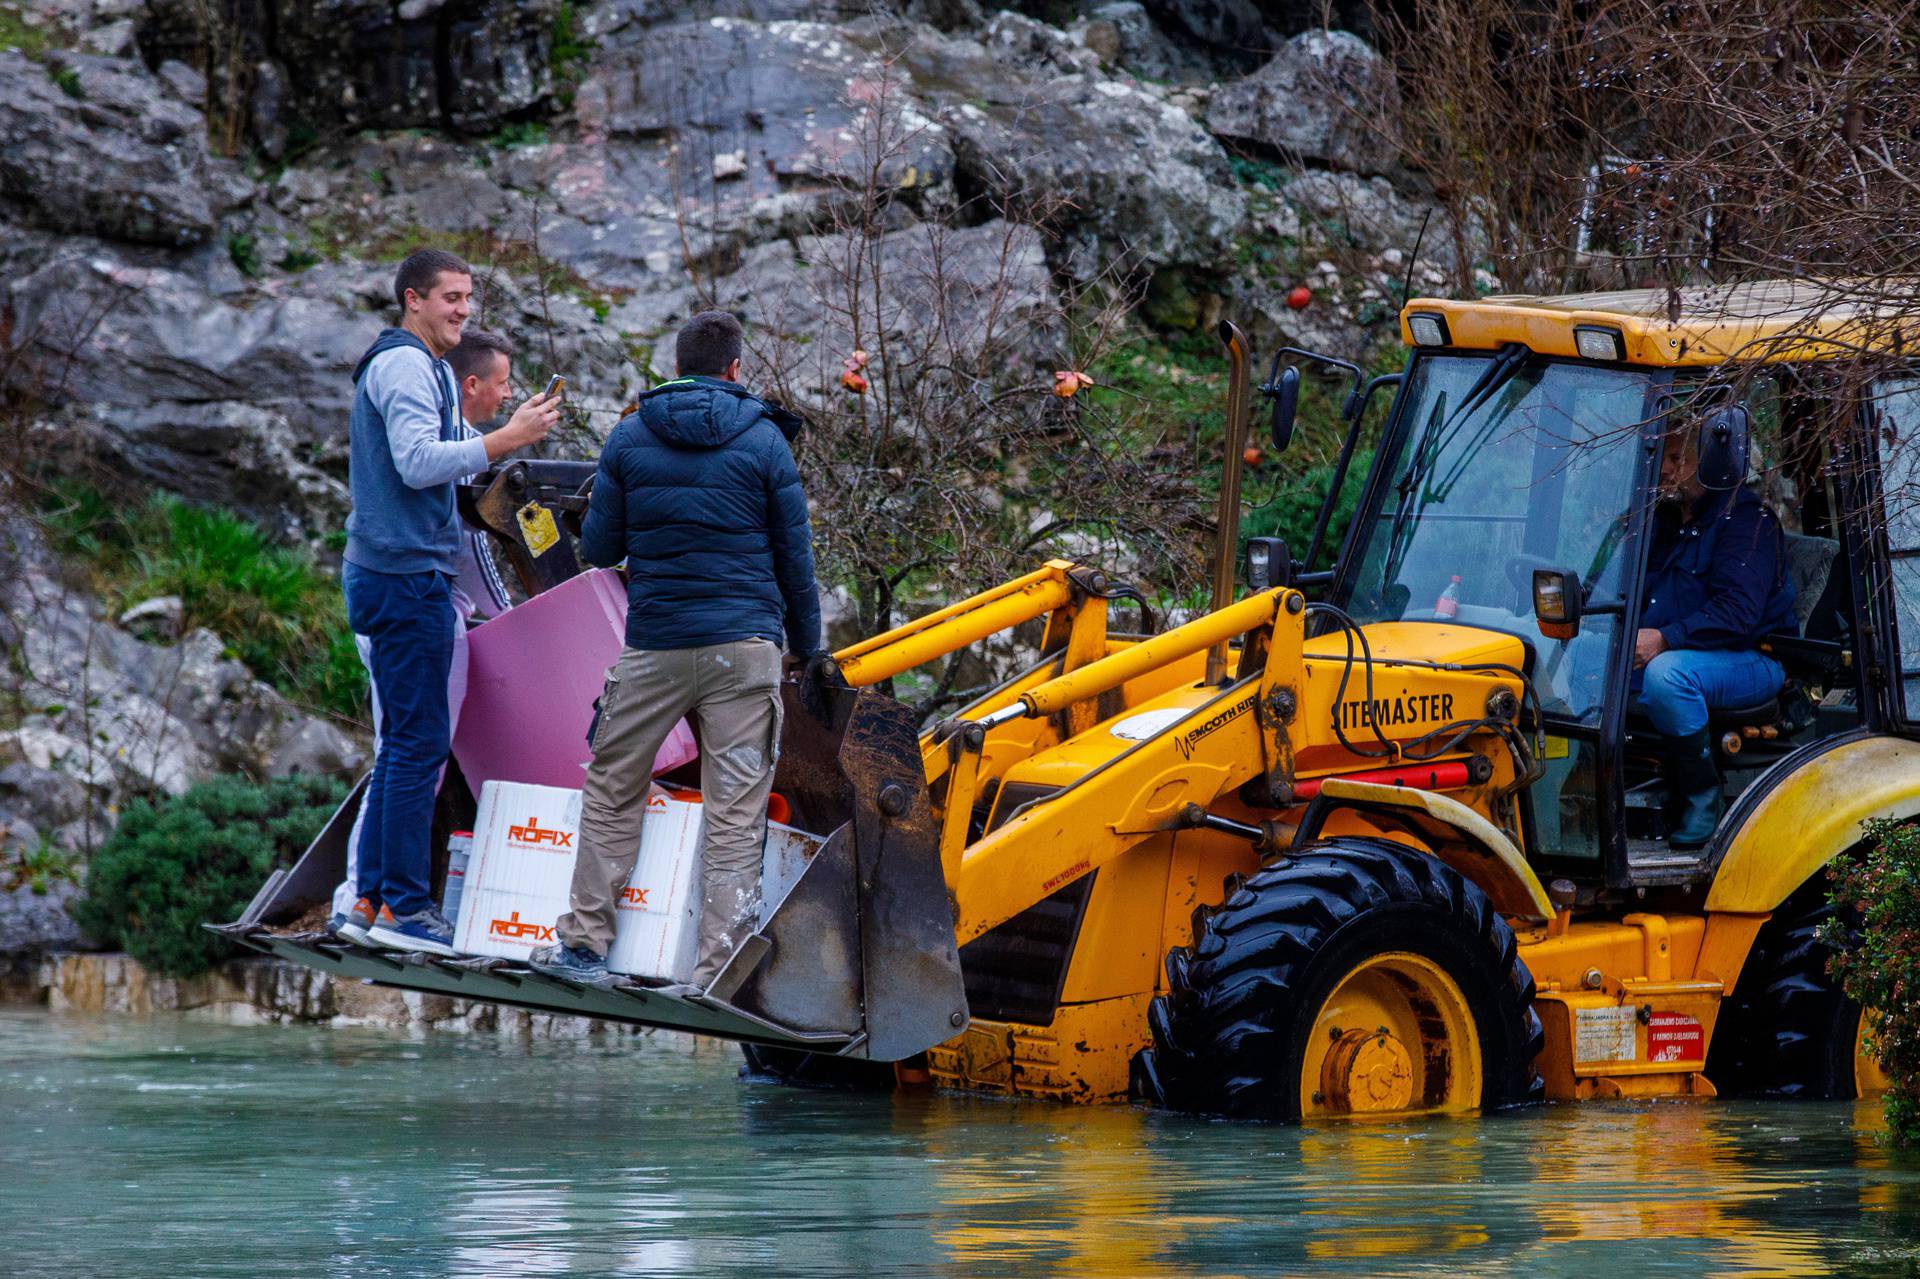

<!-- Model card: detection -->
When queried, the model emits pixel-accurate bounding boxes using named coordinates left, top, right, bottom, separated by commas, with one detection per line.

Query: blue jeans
left=1636, top=648, right=1784, bottom=737
left=343, top=563, right=455, bottom=918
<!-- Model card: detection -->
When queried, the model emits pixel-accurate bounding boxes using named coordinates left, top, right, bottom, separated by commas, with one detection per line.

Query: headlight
left=1407, top=312, right=1450, bottom=347
left=1572, top=324, right=1626, bottom=362
left=1243, top=537, right=1288, bottom=592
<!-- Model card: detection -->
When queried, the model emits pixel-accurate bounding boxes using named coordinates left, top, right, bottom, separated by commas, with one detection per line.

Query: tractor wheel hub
left=1324, top=1028, right=1414, bottom=1111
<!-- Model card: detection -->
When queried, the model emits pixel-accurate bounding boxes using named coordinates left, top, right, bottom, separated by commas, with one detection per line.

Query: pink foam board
left=452, top=568, right=697, bottom=791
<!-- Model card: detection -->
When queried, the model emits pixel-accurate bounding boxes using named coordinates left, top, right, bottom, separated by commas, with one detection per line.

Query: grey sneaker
left=366, top=905, right=456, bottom=957
left=327, top=896, right=377, bottom=946
left=647, top=982, right=704, bottom=999
left=528, top=943, right=613, bottom=988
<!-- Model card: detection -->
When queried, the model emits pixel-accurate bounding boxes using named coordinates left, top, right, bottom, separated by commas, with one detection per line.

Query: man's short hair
left=394, top=248, right=471, bottom=309
left=676, top=310, right=744, bottom=376
left=448, top=328, right=514, bottom=383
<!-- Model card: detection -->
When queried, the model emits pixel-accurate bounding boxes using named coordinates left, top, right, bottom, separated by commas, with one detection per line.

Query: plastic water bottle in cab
left=443, top=830, right=473, bottom=928
left=1435, top=575, right=1462, bottom=619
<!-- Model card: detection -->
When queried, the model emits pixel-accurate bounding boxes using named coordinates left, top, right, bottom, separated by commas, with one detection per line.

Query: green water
left=3, top=1009, right=1919, bottom=1279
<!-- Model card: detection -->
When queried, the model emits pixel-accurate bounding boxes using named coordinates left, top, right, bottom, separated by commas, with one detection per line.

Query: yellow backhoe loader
left=225, top=279, right=1914, bottom=1119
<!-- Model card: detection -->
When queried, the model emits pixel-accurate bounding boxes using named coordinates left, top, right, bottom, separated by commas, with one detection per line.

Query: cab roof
left=1399, top=278, right=1914, bottom=367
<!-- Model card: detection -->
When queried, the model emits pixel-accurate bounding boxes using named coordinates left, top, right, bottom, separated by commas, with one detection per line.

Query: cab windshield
left=1344, top=352, right=1656, bottom=722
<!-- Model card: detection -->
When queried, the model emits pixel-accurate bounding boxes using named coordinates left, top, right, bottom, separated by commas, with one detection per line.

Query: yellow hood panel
left=1305, top=621, right=1530, bottom=672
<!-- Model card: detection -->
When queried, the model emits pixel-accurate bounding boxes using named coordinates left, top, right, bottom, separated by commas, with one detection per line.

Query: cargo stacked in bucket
left=453, top=780, right=820, bottom=982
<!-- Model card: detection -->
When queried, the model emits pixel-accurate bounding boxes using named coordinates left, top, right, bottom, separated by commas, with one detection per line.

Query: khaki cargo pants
left=557, top=639, right=782, bottom=984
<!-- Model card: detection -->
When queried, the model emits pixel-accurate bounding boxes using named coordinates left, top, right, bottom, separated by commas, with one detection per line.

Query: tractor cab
left=1270, top=285, right=1919, bottom=895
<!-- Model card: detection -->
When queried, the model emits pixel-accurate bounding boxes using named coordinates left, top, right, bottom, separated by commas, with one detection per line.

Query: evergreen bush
left=74, top=773, right=348, bottom=977
left=1825, top=818, right=1920, bottom=1145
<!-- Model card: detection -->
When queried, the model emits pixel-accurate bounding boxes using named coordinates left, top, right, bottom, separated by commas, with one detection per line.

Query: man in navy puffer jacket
left=534, top=311, right=827, bottom=994
left=1634, top=423, right=1796, bottom=849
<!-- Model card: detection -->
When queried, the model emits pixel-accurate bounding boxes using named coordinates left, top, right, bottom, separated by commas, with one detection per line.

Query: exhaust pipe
left=1206, top=320, right=1254, bottom=684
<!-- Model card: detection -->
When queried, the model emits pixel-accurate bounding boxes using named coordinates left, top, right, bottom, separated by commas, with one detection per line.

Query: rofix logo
left=507, top=816, right=573, bottom=850
left=619, top=886, right=651, bottom=908
left=488, top=911, right=555, bottom=943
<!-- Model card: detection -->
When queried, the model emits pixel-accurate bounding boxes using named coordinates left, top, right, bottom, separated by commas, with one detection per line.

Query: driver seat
left=1710, top=695, right=1780, bottom=731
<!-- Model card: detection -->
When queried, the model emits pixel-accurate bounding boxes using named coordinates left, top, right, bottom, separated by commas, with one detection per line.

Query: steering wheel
left=1503, top=553, right=1563, bottom=614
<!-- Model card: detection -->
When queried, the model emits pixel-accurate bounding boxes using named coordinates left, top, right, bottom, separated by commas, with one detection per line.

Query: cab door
left=1861, top=376, right=1920, bottom=729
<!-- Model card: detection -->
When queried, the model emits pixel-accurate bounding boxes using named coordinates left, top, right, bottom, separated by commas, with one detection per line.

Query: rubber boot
left=1663, top=728, right=1723, bottom=850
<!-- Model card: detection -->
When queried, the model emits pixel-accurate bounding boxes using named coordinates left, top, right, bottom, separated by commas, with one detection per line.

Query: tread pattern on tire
left=1708, top=882, right=1861, bottom=1099
left=1133, top=837, right=1545, bottom=1120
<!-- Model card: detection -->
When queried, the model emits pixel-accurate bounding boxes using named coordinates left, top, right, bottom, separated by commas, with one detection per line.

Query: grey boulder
left=0, top=881, right=90, bottom=957
left=668, top=218, right=1060, bottom=401
left=268, top=718, right=365, bottom=780
left=252, top=0, right=558, bottom=135
left=895, top=27, right=1243, bottom=277
left=0, top=50, right=250, bottom=247
left=1142, top=0, right=1272, bottom=63
left=1206, top=30, right=1400, bottom=176
left=0, top=764, right=90, bottom=831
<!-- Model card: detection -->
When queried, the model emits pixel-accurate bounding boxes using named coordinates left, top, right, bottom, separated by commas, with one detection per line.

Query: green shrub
left=42, top=483, right=366, bottom=718
left=489, top=120, right=550, bottom=149
left=1825, top=817, right=1920, bottom=1145
left=226, top=231, right=261, bottom=278
left=7, top=835, right=78, bottom=896
left=0, top=5, right=56, bottom=56
left=550, top=1, right=593, bottom=104
left=74, top=774, right=348, bottom=977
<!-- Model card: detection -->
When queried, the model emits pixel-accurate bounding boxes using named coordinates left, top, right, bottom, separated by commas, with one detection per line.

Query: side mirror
left=1531, top=567, right=1584, bottom=641
left=1244, top=536, right=1292, bottom=592
left=1266, top=365, right=1300, bottom=453
left=1696, top=404, right=1750, bottom=491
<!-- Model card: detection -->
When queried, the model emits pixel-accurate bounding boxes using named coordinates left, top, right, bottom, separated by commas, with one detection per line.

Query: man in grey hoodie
left=327, top=325, right=519, bottom=937
left=334, top=248, right=558, bottom=955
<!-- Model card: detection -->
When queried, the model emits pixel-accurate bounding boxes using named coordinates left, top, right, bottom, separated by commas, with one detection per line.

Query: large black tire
left=737, top=1043, right=897, bottom=1091
left=1708, top=882, right=1866, bottom=1099
left=1132, top=838, right=1545, bottom=1121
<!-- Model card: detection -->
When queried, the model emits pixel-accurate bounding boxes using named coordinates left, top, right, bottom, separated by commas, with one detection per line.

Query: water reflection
left=923, top=1101, right=1181, bottom=1276
left=1, top=1010, right=1917, bottom=1279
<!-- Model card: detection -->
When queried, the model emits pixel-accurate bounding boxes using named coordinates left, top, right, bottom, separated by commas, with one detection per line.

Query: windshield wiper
left=1380, top=343, right=1531, bottom=588
left=1387, top=389, right=1445, bottom=523
left=1435, top=342, right=1530, bottom=454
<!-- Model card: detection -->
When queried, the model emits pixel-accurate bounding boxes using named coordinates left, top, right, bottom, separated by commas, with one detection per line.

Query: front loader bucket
left=214, top=683, right=968, bottom=1062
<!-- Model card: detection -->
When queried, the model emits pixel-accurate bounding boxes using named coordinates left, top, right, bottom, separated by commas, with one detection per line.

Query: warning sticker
left=1647, top=1011, right=1704, bottom=1063
left=1574, top=1006, right=1638, bottom=1063
left=517, top=502, right=560, bottom=557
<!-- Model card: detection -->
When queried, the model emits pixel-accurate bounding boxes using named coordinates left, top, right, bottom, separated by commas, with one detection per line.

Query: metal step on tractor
left=220, top=279, right=1916, bottom=1119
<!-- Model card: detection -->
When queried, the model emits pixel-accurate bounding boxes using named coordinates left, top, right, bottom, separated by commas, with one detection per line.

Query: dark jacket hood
left=352, top=327, right=433, bottom=384
left=637, top=375, right=804, bottom=448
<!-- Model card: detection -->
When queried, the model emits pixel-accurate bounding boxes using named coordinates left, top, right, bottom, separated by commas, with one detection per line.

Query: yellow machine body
left=885, top=284, right=1911, bottom=1111
left=838, top=528, right=1892, bottom=1106
left=786, top=286, right=1909, bottom=1108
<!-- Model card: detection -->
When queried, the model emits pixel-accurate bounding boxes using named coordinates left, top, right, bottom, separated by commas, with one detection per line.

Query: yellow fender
left=1705, top=733, right=1920, bottom=913
left=1316, top=778, right=1555, bottom=922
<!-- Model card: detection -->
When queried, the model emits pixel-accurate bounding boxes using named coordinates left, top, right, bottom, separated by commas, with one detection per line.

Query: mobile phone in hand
left=544, top=374, right=566, bottom=399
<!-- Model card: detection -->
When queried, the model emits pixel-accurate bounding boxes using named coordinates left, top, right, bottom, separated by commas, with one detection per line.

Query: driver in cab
left=1635, top=421, right=1797, bottom=848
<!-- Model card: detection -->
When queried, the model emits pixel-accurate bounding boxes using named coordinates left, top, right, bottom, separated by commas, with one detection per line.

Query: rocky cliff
left=5, top=0, right=1472, bottom=528
left=0, top=0, right=1483, bottom=967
